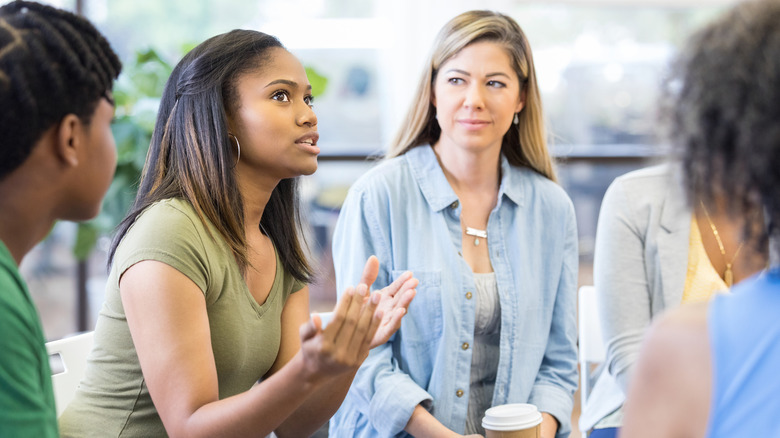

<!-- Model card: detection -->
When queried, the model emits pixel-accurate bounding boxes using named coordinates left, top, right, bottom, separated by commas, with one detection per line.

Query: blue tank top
left=707, top=269, right=780, bottom=437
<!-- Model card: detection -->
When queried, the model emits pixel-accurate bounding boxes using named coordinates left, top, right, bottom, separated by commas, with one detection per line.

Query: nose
left=463, top=83, right=485, bottom=110
left=297, top=101, right=318, bottom=127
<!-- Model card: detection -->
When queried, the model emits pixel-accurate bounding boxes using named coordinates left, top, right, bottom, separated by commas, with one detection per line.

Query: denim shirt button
left=450, top=200, right=459, bottom=209
left=456, top=389, right=464, bottom=397
left=461, top=342, right=469, bottom=350
left=465, top=291, right=473, bottom=299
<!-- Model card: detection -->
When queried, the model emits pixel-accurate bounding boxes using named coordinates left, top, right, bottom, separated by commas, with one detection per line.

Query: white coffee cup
left=482, top=403, right=542, bottom=438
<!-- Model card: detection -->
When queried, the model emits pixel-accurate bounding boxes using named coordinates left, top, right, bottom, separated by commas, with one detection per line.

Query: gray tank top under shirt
left=465, top=272, right=501, bottom=435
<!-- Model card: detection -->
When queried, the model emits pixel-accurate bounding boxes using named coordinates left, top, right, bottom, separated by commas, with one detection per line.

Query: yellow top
left=682, top=214, right=729, bottom=303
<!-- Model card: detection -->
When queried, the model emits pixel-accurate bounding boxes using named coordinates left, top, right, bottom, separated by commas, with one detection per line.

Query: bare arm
left=121, top=260, right=382, bottom=438
left=540, top=412, right=558, bottom=438
left=404, top=405, right=482, bottom=438
left=621, top=303, right=712, bottom=438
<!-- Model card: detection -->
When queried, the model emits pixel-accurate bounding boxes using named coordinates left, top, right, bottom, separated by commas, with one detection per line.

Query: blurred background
left=16, top=0, right=735, bottom=338
left=10, top=0, right=738, bottom=434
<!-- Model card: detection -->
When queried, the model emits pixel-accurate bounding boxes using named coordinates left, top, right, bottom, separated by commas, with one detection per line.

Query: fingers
left=299, top=316, right=320, bottom=343
left=394, top=287, right=416, bottom=312
left=347, top=288, right=381, bottom=357
left=323, top=286, right=357, bottom=346
left=311, top=313, right=323, bottom=331
left=359, top=255, right=380, bottom=290
left=382, top=271, right=417, bottom=298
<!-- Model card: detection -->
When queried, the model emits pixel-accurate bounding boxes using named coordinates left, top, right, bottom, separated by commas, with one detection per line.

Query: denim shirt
left=328, top=145, right=578, bottom=438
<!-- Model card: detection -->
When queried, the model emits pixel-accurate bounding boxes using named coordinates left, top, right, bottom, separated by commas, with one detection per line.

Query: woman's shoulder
left=120, top=198, right=212, bottom=253
left=612, top=164, right=677, bottom=193
left=347, top=155, right=414, bottom=196
left=603, top=164, right=682, bottom=212
left=132, top=198, right=204, bottom=232
left=510, top=165, right=573, bottom=212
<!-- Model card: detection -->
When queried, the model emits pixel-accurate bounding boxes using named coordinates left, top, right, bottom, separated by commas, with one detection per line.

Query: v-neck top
left=682, top=215, right=729, bottom=303
left=59, top=198, right=305, bottom=437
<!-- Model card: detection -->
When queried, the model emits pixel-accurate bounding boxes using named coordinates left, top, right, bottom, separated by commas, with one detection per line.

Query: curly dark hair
left=0, top=0, right=121, bottom=180
left=663, top=0, right=780, bottom=244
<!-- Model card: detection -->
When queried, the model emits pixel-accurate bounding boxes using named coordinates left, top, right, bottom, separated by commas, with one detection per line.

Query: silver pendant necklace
left=465, top=227, right=487, bottom=246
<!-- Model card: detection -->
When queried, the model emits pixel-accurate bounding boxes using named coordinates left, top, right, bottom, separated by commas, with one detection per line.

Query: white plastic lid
left=482, top=403, right=543, bottom=431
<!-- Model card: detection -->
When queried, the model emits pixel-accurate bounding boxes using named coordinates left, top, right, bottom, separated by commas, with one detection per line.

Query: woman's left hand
left=357, top=256, right=417, bottom=348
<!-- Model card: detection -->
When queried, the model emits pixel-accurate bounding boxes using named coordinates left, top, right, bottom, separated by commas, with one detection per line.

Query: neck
left=236, top=169, right=278, bottom=234
left=0, top=181, right=57, bottom=266
left=432, top=142, right=501, bottom=195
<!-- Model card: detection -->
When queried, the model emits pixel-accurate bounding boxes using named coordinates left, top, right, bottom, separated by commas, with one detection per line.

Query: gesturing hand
left=298, top=284, right=382, bottom=378
left=357, top=256, right=417, bottom=348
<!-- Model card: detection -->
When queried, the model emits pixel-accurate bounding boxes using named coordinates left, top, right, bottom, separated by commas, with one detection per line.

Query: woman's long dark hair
left=109, top=29, right=312, bottom=282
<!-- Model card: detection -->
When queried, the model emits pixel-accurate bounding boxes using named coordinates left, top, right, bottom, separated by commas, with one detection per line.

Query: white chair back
left=578, top=285, right=606, bottom=437
left=46, top=331, right=94, bottom=416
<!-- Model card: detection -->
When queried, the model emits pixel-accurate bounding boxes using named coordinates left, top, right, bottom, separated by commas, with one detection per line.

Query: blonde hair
left=388, top=10, right=556, bottom=182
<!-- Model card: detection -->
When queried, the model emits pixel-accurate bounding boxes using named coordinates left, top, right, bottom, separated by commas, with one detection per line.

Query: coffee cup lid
left=482, top=403, right=543, bottom=431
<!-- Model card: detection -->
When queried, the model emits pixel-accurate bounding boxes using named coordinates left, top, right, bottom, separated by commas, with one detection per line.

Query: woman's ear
left=56, top=114, right=82, bottom=167
left=515, top=87, right=527, bottom=113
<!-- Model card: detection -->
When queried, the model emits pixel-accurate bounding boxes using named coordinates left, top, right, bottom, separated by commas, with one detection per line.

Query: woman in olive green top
left=0, top=2, right=121, bottom=437
left=59, top=29, right=417, bottom=438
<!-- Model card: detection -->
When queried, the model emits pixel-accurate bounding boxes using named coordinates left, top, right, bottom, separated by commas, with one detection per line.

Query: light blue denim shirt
left=329, top=145, right=578, bottom=438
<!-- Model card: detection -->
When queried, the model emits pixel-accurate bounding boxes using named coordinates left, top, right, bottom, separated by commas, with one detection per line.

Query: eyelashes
left=271, top=90, right=314, bottom=107
left=445, top=77, right=508, bottom=88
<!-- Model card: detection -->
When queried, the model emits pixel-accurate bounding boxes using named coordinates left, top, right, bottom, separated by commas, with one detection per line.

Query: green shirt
left=59, top=198, right=305, bottom=437
left=0, top=240, right=58, bottom=438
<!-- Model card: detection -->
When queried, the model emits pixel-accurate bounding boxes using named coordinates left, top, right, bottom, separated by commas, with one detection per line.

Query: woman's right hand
left=297, top=283, right=382, bottom=379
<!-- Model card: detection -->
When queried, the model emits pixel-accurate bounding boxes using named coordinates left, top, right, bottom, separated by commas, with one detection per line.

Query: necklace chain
left=700, top=201, right=743, bottom=287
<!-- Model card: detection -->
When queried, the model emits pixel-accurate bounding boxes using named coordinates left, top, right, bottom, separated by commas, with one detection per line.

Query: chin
left=64, top=205, right=102, bottom=223
left=299, top=159, right=319, bottom=176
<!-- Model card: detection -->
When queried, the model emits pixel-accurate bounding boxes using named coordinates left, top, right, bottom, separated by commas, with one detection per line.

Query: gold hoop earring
left=228, top=133, right=241, bottom=166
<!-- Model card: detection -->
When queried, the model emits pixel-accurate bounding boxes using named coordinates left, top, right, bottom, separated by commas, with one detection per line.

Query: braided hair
left=0, top=0, right=121, bottom=180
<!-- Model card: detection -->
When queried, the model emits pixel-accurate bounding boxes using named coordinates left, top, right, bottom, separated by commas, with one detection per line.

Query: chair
left=578, top=285, right=606, bottom=438
left=46, top=331, right=94, bottom=416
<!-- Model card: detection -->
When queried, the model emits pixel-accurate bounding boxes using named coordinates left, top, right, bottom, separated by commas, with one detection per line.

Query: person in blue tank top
left=621, top=0, right=780, bottom=437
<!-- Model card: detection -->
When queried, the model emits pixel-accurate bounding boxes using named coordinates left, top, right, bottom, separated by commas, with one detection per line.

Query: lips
left=458, top=118, right=490, bottom=125
left=457, top=119, right=491, bottom=130
left=295, top=131, right=320, bottom=154
left=295, top=132, right=319, bottom=146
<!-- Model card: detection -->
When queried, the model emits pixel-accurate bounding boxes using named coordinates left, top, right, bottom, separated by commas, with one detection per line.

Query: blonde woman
left=329, top=10, right=577, bottom=438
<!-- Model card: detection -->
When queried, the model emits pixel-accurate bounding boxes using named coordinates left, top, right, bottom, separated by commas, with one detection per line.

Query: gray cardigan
left=580, top=164, right=691, bottom=430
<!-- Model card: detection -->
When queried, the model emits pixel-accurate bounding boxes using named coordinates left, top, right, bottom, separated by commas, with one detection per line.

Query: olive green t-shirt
left=59, top=198, right=305, bottom=437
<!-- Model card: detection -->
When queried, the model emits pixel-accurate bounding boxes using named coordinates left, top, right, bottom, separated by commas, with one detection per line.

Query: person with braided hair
left=0, top=1, right=121, bottom=436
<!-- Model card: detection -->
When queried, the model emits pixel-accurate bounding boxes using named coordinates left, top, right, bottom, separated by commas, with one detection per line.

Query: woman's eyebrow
left=264, top=79, right=313, bottom=92
left=442, top=69, right=511, bottom=79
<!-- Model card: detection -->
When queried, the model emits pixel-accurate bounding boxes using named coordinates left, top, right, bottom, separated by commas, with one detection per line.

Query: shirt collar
left=498, top=154, right=525, bottom=207
left=405, top=145, right=525, bottom=212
